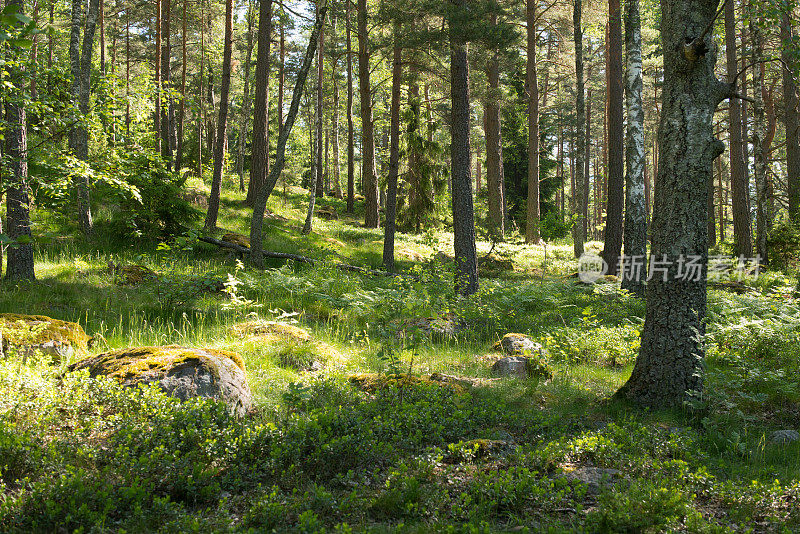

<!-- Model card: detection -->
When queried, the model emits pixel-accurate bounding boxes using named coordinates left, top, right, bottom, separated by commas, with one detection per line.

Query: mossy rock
left=491, top=356, right=553, bottom=380
left=492, top=333, right=545, bottom=356
left=110, top=264, right=158, bottom=285
left=222, top=232, right=250, bottom=249
left=315, top=206, right=339, bottom=220
left=478, top=254, right=515, bottom=271
left=0, top=313, right=91, bottom=362
left=444, top=438, right=514, bottom=463
left=231, top=319, right=343, bottom=371
left=349, top=373, right=465, bottom=395
left=68, top=345, right=251, bottom=417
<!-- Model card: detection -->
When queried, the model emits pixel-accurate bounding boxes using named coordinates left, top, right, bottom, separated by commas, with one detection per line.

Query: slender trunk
left=357, top=0, right=379, bottom=227
left=198, top=3, right=205, bottom=181
left=5, top=0, right=34, bottom=280
left=279, top=6, right=285, bottom=132
left=246, top=0, right=273, bottom=208
left=160, top=0, right=172, bottom=168
left=345, top=0, right=355, bottom=212
left=155, top=0, right=161, bottom=152
left=782, top=13, right=800, bottom=222
left=29, top=0, right=39, bottom=100
left=315, top=19, right=325, bottom=199
left=725, top=0, right=752, bottom=256
left=751, top=16, right=768, bottom=264
left=251, top=5, right=327, bottom=264
left=331, top=14, right=342, bottom=199
left=204, top=0, right=234, bottom=230
left=176, top=0, right=187, bottom=170
left=237, top=0, right=256, bottom=191
left=603, top=0, right=624, bottom=274
left=449, top=1, right=478, bottom=296
left=621, top=0, right=646, bottom=296
left=99, top=0, right=105, bottom=75
left=573, top=0, right=586, bottom=257
left=616, top=0, right=731, bottom=407
left=525, top=0, right=541, bottom=244
left=46, top=0, right=54, bottom=92
left=69, top=0, right=100, bottom=236
left=485, top=16, right=505, bottom=239
left=383, top=24, right=402, bottom=271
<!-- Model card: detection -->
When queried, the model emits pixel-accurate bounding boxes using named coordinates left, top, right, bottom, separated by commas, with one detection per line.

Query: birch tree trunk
left=621, top=0, right=646, bottom=296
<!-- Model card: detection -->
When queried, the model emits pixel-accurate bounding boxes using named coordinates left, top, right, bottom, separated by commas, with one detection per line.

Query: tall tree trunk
left=525, top=0, right=541, bottom=244
left=69, top=0, right=100, bottom=236
left=383, top=24, right=402, bottom=271
left=585, top=85, right=591, bottom=240
left=315, top=19, right=325, bottom=200
left=602, top=0, right=624, bottom=274
left=29, top=0, right=39, bottom=100
left=278, top=6, right=285, bottom=133
left=616, top=0, right=734, bottom=407
left=345, top=0, right=355, bottom=213
left=237, top=0, right=256, bottom=191
left=725, top=0, right=752, bottom=256
left=572, top=0, right=586, bottom=257
left=357, top=0, right=379, bottom=227
left=246, top=0, right=272, bottom=208
left=125, top=13, right=130, bottom=136
left=198, top=3, right=205, bottom=181
left=485, top=15, right=505, bottom=239
left=782, top=13, right=800, bottom=222
left=99, top=0, right=105, bottom=75
left=621, top=0, right=646, bottom=296
left=5, top=0, right=34, bottom=280
left=204, top=0, right=233, bottom=230
left=155, top=0, right=161, bottom=151
left=161, top=0, right=172, bottom=168
left=331, top=14, right=342, bottom=199
left=751, top=16, right=768, bottom=265
left=176, top=0, right=187, bottom=170
left=449, top=0, right=478, bottom=296
left=303, top=3, right=326, bottom=234
left=251, top=5, right=327, bottom=264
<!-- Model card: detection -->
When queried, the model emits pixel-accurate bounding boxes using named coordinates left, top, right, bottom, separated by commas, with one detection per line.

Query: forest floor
left=1, top=183, right=799, bottom=532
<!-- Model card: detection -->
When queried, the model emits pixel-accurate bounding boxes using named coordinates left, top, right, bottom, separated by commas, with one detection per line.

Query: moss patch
left=0, top=313, right=90, bottom=353
left=230, top=320, right=312, bottom=342
left=232, top=320, right=343, bottom=371
left=348, top=373, right=465, bottom=395
left=111, top=265, right=158, bottom=285
left=70, top=345, right=245, bottom=382
left=222, top=232, right=250, bottom=248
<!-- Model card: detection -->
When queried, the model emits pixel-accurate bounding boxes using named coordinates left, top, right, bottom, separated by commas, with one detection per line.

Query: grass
left=0, top=180, right=799, bottom=532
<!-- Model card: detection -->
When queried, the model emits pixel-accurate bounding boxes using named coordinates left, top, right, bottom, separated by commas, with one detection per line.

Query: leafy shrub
left=767, top=220, right=800, bottom=270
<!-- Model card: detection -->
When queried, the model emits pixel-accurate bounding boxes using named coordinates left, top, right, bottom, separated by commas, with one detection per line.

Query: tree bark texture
left=246, top=0, right=272, bottom=207
left=357, top=0, right=379, bottom=227
left=449, top=1, right=478, bottom=296
left=383, top=26, right=402, bottom=271
left=616, top=0, right=732, bottom=407
left=621, top=0, right=647, bottom=296
left=204, top=0, right=234, bottom=230
left=485, top=15, right=505, bottom=240
left=782, top=14, right=800, bottom=223
left=572, top=0, right=586, bottom=258
left=526, top=0, right=541, bottom=244
left=603, top=0, right=625, bottom=275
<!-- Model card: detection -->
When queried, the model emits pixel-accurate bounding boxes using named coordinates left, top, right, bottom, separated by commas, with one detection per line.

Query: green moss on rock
left=0, top=313, right=91, bottom=360
left=349, top=373, right=465, bottom=395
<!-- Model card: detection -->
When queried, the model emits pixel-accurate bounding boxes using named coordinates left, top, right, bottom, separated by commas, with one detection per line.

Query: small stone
left=493, top=333, right=545, bottom=357
left=770, top=430, right=799, bottom=444
left=491, top=356, right=553, bottom=379
left=562, top=467, right=621, bottom=495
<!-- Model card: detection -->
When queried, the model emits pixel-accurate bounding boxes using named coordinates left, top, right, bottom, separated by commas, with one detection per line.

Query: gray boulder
left=68, top=345, right=252, bottom=417
left=491, top=356, right=553, bottom=379
left=770, top=430, right=799, bottom=445
left=562, top=467, right=621, bottom=495
left=494, top=333, right=545, bottom=356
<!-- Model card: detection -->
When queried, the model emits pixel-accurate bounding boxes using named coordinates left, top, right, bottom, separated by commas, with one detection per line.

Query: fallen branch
left=199, top=236, right=418, bottom=279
